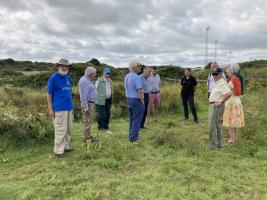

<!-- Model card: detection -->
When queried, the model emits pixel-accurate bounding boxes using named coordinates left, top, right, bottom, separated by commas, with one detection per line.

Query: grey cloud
left=0, top=0, right=266, bottom=67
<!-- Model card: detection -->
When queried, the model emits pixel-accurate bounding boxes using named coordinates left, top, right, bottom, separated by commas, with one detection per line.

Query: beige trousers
left=83, top=102, right=95, bottom=140
left=53, top=110, right=73, bottom=154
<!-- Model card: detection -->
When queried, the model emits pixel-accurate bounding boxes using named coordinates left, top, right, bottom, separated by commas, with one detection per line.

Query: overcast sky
left=0, top=0, right=266, bottom=67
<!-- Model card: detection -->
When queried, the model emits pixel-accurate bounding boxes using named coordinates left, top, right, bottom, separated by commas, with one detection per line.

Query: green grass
left=1, top=111, right=267, bottom=200
left=0, top=84, right=266, bottom=200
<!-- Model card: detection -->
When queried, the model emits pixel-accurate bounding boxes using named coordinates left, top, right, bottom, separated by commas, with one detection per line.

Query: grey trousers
left=53, top=110, right=73, bottom=154
left=208, top=104, right=225, bottom=147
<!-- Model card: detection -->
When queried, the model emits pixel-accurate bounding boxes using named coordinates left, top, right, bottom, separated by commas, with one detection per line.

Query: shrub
left=0, top=107, right=53, bottom=141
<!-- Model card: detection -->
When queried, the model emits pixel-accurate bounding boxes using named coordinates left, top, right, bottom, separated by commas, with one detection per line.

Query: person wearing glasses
left=207, top=62, right=226, bottom=98
left=95, top=68, right=113, bottom=132
left=47, top=58, right=74, bottom=158
left=124, top=60, right=145, bottom=144
left=208, top=67, right=232, bottom=150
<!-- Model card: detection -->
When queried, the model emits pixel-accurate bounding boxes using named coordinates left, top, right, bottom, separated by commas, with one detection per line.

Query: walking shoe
left=54, top=153, right=64, bottom=158
left=103, top=128, right=112, bottom=134
left=217, top=144, right=223, bottom=148
left=83, top=136, right=98, bottom=143
left=131, top=141, right=138, bottom=145
left=90, top=136, right=98, bottom=143
left=209, top=144, right=217, bottom=150
left=227, top=139, right=234, bottom=144
left=64, top=148, right=74, bottom=153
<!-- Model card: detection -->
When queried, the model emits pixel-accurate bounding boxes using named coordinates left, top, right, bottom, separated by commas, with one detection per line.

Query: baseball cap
left=212, top=67, right=222, bottom=76
left=103, top=68, right=111, bottom=74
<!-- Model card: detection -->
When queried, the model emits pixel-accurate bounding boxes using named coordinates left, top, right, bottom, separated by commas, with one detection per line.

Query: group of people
left=47, top=59, right=113, bottom=157
left=207, top=62, right=245, bottom=149
left=47, top=58, right=245, bottom=157
left=124, top=61, right=161, bottom=144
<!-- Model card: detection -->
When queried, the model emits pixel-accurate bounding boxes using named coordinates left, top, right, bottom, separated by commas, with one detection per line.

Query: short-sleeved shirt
left=209, top=78, right=231, bottom=102
left=181, top=75, right=197, bottom=95
left=148, top=74, right=160, bottom=93
left=125, top=72, right=143, bottom=98
left=47, top=72, right=74, bottom=112
left=140, top=74, right=149, bottom=94
left=207, top=72, right=226, bottom=93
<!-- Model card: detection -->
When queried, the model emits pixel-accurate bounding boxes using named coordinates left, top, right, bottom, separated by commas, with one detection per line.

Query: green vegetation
left=0, top=58, right=267, bottom=199
left=0, top=83, right=267, bottom=199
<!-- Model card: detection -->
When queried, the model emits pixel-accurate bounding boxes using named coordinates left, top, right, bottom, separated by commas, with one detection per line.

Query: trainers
left=103, top=128, right=112, bottom=133
left=217, top=144, right=223, bottom=148
left=64, top=148, right=74, bottom=153
left=83, top=136, right=98, bottom=143
left=209, top=144, right=217, bottom=150
left=131, top=141, right=138, bottom=145
left=90, top=136, right=98, bottom=143
left=54, top=153, right=64, bottom=158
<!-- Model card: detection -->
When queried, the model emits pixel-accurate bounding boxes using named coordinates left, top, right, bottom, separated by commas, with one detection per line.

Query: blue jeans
left=127, top=98, right=145, bottom=142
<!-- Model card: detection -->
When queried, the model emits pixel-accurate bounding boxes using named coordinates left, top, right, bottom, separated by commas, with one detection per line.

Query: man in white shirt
left=208, top=67, right=232, bottom=150
left=207, top=62, right=226, bottom=97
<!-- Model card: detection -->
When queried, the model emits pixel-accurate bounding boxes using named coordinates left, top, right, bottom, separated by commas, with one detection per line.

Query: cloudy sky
left=0, top=0, right=266, bottom=67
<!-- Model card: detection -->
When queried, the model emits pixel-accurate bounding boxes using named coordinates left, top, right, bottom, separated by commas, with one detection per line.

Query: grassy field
left=1, top=87, right=267, bottom=199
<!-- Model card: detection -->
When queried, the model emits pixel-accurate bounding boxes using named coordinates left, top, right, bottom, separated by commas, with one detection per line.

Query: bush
left=0, top=107, right=53, bottom=141
left=0, top=69, right=24, bottom=77
left=0, top=87, right=53, bottom=142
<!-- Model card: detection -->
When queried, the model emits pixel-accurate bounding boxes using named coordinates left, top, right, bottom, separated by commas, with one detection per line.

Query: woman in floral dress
left=223, top=64, right=245, bottom=143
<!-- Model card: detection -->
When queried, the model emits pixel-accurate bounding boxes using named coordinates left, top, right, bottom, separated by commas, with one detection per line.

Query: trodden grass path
left=0, top=114, right=267, bottom=200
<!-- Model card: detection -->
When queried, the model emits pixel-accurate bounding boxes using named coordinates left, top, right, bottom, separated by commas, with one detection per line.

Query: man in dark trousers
left=181, top=68, right=198, bottom=123
left=139, top=67, right=152, bottom=129
left=95, top=68, right=113, bottom=132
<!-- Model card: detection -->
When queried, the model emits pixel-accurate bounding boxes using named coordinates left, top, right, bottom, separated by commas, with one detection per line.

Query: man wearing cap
left=207, top=62, right=226, bottom=98
left=125, top=60, right=145, bottom=144
left=78, top=67, right=98, bottom=142
left=47, top=58, right=74, bottom=158
left=95, top=68, right=113, bottom=131
left=208, top=67, right=232, bottom=150
left=147, top=66, right=161, bottom=123
left=139, top=67, right=152, bottom=129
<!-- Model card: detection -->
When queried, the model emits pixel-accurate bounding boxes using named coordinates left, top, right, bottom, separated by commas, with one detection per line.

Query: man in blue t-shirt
left=124, top=60, right=145, bottom=144
left=47, top=58, right=74, bottom=158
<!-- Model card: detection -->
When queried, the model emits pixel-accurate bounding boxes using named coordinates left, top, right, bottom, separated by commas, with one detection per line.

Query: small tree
left=89, top=58, right=101, bottom=66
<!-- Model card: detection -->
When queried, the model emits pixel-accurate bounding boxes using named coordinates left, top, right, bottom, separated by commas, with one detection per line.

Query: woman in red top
left=223, top=64, right=245, bottom=143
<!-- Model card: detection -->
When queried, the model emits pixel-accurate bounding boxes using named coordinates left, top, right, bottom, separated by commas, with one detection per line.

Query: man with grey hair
left=207, top=62, right=226, bottom=97
left=78, top=66, right=98, bottom=142
left=47, top=58, right=74, bottom=158
left=139, top=67, right=152, bottom=129
left=124, top=60, right=145, bottom=144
